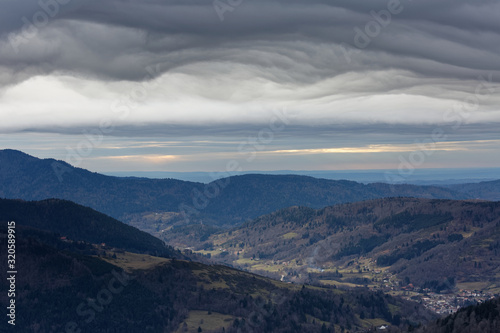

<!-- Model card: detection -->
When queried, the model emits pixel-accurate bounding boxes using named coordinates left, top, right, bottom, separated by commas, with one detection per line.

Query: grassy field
left=99, top=251, right=170, bottom=272
left=195, top=249, right=222, bottom=257
left=320, top=280, right=359, bottom=288
left=456, top=281, right=492, bottom=291
left=252, top=264, right=283, bottom=272
left=191, top=267, right=231, bottom=290
left=359, top=317, right=390, bottom=329
left=282, top=232, right=298, bottom=239
left=234, top=257, right=254, bottom=265
left=175, top=310, right=235, bottom=332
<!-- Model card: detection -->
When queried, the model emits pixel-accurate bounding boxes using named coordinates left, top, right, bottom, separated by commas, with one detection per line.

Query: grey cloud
left=1, top=0, right=499, bottom=138
left=15, top=122, right=500, bottom=145
left=1, top=0, right=499, bottom=84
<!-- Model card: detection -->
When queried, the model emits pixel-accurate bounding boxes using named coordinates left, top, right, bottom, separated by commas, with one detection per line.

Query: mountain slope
left=199, top=198, right=500, bottom=292
left=0, top=225, right=436, bottom=332
left=0, top=150, right=475, bottom=228
left=0, top=198, right=177, bottom=256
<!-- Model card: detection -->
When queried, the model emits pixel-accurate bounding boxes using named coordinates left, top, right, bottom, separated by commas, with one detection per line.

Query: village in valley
left=196, top=247, right=499, bottom=316
left=375, top=274, right=497, bottom=315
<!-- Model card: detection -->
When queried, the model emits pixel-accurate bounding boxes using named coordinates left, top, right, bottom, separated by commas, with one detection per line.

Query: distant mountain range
left=3, top=149, right=499, bottom=229
left=106, top=169, right=500, bottom=185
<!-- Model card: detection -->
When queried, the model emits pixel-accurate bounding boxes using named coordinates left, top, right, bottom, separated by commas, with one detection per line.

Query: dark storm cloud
left=1, top=0, right=499, bottom=83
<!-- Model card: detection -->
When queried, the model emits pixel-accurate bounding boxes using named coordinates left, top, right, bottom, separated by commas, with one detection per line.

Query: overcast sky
left=1, top=0, right=499, bottom=175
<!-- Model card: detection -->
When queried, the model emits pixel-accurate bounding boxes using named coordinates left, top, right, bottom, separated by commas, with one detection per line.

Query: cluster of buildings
left=404, top=289, right=497, bottom=315
left=370, top=271, right=498, bottom=315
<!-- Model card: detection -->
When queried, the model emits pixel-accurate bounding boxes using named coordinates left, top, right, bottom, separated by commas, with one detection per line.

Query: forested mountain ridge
left=196, top=198, right=500, bottom=293
left=0, top=149, right=201, bottom=221
left=192, top=174, right=470, bottom=225
left=0, top=198, right=178, bottom=257
left=1, top=149, right=488, bottom=229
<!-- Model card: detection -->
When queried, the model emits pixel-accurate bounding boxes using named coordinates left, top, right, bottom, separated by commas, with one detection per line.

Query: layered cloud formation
left=0, top=0, right=499, bottom=171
